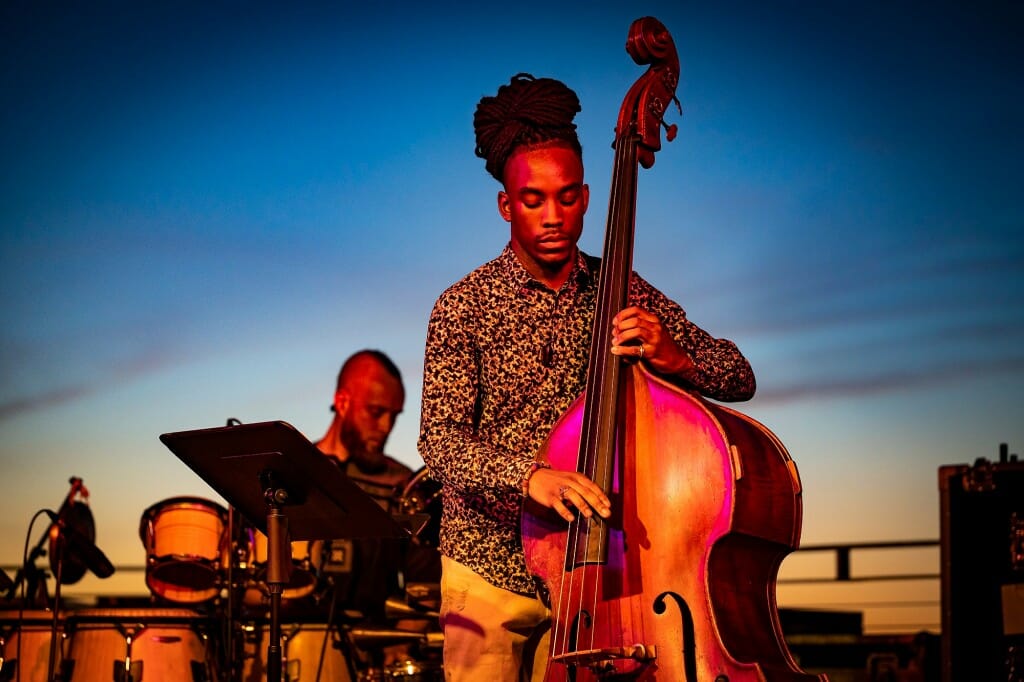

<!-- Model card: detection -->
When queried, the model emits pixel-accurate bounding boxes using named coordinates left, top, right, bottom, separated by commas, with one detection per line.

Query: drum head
left=140, top=497, right=228, bottom=602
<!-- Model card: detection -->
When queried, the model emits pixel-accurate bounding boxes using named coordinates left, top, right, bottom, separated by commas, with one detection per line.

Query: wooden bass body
left=522, top=364, right=825, bottom=681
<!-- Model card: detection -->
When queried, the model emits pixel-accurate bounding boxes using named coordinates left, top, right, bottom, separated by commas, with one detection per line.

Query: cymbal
left=384, top=596, right=440, bottom=621
left=405, top=581, right=440, bottom=609
left=405, top=577, right=438, bottom=602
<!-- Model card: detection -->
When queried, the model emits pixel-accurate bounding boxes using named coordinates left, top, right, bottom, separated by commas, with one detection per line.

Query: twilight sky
left=2, top=1, right=1021, bottom=633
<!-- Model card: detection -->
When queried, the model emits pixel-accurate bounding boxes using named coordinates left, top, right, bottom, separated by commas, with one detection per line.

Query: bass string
left=582, top=129, right=638, bottom=656
left=557, top=126, right=640, bottom=658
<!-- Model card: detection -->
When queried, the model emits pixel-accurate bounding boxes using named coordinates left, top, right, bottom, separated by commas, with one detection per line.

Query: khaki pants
left=440, top=556, right=551, bottom=682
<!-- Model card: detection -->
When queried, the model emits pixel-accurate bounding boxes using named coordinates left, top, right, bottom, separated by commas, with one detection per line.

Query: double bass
left=521, top=17, right=827, bottom=682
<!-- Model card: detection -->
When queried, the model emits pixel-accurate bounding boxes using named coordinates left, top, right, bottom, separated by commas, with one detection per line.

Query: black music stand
left=160, top=420, right=408, bottom=682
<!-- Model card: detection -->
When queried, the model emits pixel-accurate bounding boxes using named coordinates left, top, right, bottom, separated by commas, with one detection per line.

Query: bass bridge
left=553, top=643, right=657, bottom=675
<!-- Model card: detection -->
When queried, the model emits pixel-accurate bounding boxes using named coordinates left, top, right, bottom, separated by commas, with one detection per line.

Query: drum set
left=0, top=469, right=444, bottom=682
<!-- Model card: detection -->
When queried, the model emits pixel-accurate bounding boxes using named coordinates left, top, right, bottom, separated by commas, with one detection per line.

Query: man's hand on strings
left=611, top=306, right=696, bottom=378
left=527, top=467, right=611, bottom=523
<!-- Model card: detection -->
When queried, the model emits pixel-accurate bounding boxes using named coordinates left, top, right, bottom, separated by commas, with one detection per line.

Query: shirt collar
left=497, top=243, right=594, bottom=295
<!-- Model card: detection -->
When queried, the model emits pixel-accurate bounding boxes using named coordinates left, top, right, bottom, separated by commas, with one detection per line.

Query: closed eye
left=559, top=188, right=580, bottom=206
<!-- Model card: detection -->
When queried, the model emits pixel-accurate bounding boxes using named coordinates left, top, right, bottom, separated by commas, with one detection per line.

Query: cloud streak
left=0, top=345, right=188, bottom=422
left=754, top=354, right=1024, bottom=405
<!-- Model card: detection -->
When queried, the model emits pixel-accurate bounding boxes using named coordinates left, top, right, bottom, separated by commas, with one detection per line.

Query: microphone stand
left=24, top=478, right=78, bottom=682
left=262, top=472, right=293, bottom=682
left=35, top=478, right=79, bottom=682
left=47, top=531, right=66, bottom=682
left=32, top=477, right=114, bottom=682
left=7, top=479, right=80, bottom=609
left=15, top=522, right=52, bottom=608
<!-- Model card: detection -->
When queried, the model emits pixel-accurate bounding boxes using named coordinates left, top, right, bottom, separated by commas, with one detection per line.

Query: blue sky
left=2, top=1, right=1021, bottom=631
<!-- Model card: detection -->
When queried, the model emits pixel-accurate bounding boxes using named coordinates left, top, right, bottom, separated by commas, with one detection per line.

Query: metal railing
left=782, top=538, right=940, bottom=583
left=4, top=539, right=945, bottom=633
left=777, top=538, right=943, bottom=634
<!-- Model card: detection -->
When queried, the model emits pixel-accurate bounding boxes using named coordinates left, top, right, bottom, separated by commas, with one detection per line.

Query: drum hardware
left=236, top=574, right=359, bottom=681
left=237, top=617, right=441, bottom=682
left=317, top=539, right=354, bottom=575
left=159, top=420, right=409, bottom=682
left=242, top=530, right=322, bottom=604
left=346, top=630, right=434, bottom=679
left=359, top=657, right=443, bottom=681
left=241, top=620, right=357, bottom=682
left=309, top=564, right=357, bottom=682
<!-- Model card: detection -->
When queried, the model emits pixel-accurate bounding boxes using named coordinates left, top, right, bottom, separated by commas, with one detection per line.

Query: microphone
left=45, top=510, right=115, bottom=579
left=69, top=476, right=89, bottom=499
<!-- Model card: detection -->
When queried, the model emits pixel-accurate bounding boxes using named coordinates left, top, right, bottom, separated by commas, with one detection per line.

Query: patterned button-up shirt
left=418, top=244, right=755, bottom=594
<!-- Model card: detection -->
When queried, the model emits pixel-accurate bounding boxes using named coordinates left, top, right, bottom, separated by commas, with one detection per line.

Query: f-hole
left=654, top=590, right=697, bottom=682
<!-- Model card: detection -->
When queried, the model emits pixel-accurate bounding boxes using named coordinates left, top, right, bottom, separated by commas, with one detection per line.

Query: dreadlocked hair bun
left=474, top=73, right=583, bottom=183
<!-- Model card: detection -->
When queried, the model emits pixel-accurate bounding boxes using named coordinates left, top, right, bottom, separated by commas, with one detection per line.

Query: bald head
left=333, top=350, right=405, bottom=468
left=336, top=349, right=403, bottom=394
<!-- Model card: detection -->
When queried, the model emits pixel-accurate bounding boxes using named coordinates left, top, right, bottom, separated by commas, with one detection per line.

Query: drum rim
left=399, top=467, right=442, bottom=509
left=139, top=496, right=228, bottom=544
left=141, top=496, right=229, bottom=518
left=0, top=609, right=65, bottom=625
left=67, top=607, right=206, bottom=622
left=400, top=466, right=431, bottom=496
left=398, top=467, right=442, bottom=548
left=145, top=573, right=221, bottom=603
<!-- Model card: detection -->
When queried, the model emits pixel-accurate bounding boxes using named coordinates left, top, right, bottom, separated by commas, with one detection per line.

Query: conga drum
left=64, top=609, right=217, bottom=682
left=0, top=610, right=63, bottom=682
left=242, top=621, right=352, bottom=682
left=139, top=496, right=228, bottom=603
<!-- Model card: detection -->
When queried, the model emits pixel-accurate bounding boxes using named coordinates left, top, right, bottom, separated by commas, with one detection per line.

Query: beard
left=341, top=421, right=386, bottom=470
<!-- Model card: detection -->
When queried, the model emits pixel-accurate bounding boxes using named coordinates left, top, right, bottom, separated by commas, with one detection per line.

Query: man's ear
left=497, top=190, right=512, bottom=222
left=333, top=390, right=351, bottom=417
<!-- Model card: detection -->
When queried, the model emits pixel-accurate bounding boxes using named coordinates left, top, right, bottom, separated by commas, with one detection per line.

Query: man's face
left=499, top=144, right=589, bottom=285
left=339, top=366, right=404, bottom=465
